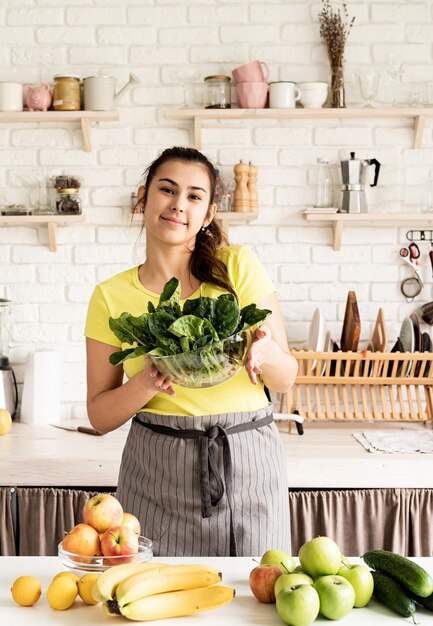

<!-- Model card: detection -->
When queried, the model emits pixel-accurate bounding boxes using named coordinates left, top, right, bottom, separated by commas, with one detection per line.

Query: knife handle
left=77, top=427, right=103, bottom=436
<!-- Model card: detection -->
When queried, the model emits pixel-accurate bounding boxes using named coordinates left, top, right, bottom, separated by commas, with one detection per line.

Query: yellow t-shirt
left=84, top=245, right=275, bottom=416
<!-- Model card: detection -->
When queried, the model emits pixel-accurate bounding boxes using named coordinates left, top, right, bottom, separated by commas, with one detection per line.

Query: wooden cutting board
left=371, top=308, right=388, bottom=352
left=340, top=291, right=361, bottom=352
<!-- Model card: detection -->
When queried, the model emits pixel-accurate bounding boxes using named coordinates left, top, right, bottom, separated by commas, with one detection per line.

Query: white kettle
left=83, top=73, right=140, bottom=111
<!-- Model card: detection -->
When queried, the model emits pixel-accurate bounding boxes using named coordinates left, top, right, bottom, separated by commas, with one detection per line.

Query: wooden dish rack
left=279, top=350, right=433, bottom=422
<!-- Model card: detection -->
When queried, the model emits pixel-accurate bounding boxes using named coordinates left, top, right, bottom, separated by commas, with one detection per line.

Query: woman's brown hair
left=138, top=146, right=237, bottom=298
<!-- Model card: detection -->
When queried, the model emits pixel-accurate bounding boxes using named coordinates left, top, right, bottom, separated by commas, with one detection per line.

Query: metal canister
left=53, top=74, right=81, bottom=111
left=204, top=75, right=231, bottom=109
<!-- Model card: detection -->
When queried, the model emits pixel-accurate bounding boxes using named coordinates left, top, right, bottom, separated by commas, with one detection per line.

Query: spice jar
left=204, top=75, right=231, bottom=109
left=53, top=74, right=81, bottom=111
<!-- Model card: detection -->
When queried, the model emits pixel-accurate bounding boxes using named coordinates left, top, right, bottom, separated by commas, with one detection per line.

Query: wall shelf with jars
left=0, top=213, right=85, bottom=252
left=166, top=107, right=433, bottom=150
left=304, top=212, right=433, bottom=251
left=0, top=111, right=119, bottom=151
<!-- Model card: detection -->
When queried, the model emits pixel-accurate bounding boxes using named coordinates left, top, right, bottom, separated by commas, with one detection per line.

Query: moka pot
left=340, top=151, right=381, bottom=213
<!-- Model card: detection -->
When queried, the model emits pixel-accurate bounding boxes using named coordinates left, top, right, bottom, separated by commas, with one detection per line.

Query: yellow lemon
left=46, top=576, right=78, bottom=610
left=77, top=573, right=100, bottom=605
left=0, top=408, right=12, bottom=436
left=53, top=571, right=80, bottom=584
left=11, top=575, right=42, bottom=606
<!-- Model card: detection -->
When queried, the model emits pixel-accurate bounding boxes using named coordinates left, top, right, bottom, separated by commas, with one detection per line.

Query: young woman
left=85, top=146, right=298, bottom=557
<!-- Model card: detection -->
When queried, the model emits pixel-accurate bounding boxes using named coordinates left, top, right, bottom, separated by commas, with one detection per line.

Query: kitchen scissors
left=399, top=243, right=424, bottom=301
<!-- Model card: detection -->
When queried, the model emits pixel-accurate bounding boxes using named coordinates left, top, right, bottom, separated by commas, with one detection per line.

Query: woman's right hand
left=141, top=357, right=176, bottom=397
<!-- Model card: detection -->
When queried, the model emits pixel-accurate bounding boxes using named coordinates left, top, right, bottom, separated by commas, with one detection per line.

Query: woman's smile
left=160, top=214, right=187, bottom=227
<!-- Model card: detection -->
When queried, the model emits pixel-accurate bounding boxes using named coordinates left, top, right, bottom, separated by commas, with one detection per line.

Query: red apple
left=249, top=564, right=282, bottom=603
left=100, top=525, right=139, bottom=565
left=82, top=493, right=123, bottom=534
left=62, top=523, right=100, bottom=562
left=121, top=512, right=141, bottom=536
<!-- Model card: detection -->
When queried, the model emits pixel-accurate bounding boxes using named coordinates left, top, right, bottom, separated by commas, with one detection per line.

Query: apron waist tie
left=133, top=412, right=274, bottom=556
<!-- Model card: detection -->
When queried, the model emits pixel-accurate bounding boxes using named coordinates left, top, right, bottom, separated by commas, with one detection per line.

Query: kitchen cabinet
left=304, top=212, right=433, bottom=250
left=0, top=214, right=85, bottom=252
left=2, top=555, right=433, bottom=624
left=0, top=110, right=119, bottom=152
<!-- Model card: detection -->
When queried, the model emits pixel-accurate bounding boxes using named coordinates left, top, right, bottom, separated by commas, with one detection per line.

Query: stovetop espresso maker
left=0, top=299, right=18, bottom=418
left=340, top=151, right=381, bottom=213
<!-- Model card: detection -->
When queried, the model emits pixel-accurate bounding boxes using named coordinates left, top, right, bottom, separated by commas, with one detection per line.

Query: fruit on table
left=274, top=572, right=313, bottom=598
left=298, top=536, right=342, bottom=578
left=249, top=563, right=282, bottom=603
left=276, top=583, right=320, bottom=626
left=371, top=570, right=416, bottom=619
left=46, top=575, right=78, bottom=610
left=92, top=561, right=166, bottom=603
left=337, top=563, right=374, bottom=607
left=83, top=493, right=124, bottom=534
left=363, top=549, right=433, bottom=598
left=117, top=584, right=235, bottom=621
left=314, top=575, right=355, bottom=620
left=11, top=575, right=42, bottom=606
left=77, top=573, right=100, bottom=605
left=0, top=408, right=12, bottom=436
left=115, top=563, right=222, bottom=609
left=121, top=512, right=141, bottom=536
left=62, top=522, right=101, bottom=559
left=53, top=571, right=80, bottom=583
left=260, top=549, right=296, bottom=573
left=100, top=524, right=139, bottom=565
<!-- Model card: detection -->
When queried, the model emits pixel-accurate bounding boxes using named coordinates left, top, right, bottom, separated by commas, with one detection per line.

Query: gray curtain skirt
left=116, top=406, right=290, bottom=557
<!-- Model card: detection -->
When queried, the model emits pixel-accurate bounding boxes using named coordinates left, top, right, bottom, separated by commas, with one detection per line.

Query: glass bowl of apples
left=58, top=535, right=153, bottom=573
left=57, top=493, right=153, bottom=573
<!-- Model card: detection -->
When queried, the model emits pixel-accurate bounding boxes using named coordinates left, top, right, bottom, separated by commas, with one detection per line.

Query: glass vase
left=329, top=65, right=345, bottom=108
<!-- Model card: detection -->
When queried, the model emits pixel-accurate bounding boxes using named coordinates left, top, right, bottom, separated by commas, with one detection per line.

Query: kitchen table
left=2, top=556, right=433, bottom=625
left=2, top=420, right=433, bottom=488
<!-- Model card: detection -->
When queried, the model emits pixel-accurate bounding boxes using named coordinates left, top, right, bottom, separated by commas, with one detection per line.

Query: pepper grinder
left=247, top=161, right=258, bottom=212
left=233, top=160, right=250, bottom=212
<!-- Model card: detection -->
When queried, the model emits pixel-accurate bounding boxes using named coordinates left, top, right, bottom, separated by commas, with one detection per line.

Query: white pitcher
left=83, top=73, right=140, bottom=111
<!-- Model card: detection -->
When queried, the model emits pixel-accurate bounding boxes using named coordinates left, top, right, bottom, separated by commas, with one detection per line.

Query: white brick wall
left=2, top=0, right=433, bottom=419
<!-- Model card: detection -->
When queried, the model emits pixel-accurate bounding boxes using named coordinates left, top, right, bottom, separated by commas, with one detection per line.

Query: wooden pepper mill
left=247, top=161, right=258, bottom=211
left=233, top=160, right=250, bottom=212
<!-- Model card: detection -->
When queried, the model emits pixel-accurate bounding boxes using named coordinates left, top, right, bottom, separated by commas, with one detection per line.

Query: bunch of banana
left=97, top=562, right=235, bottom=621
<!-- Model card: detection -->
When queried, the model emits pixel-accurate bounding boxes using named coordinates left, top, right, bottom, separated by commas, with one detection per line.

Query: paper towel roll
left=20, top=350, right=62, bottom=424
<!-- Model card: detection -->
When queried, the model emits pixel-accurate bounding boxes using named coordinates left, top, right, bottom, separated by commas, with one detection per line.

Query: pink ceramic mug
left=236, top=81, right=268, bottom=109
left=232, top=60, right=270, bottom=84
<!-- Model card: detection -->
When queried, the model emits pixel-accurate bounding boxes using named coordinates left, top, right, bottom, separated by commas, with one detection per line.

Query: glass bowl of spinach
left=109, top=277, right=271, bottom=389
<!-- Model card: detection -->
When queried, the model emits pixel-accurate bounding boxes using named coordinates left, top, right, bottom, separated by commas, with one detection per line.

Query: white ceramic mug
left=269, top=81, right=300, bottom=108
left=298, top=82, right=328, bottom=108
left=0, top=82, right=23, bottom=111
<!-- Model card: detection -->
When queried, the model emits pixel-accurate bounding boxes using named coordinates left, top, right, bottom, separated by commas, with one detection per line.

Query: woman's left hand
left=245, top=324, right=273, bottom=385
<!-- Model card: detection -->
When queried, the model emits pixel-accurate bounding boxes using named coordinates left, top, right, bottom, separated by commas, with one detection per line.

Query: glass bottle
left=313, top=158, right=333, bottom=208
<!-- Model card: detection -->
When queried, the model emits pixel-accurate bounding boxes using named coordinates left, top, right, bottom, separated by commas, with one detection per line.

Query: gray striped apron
left=116, top=406, right=290, bottom=557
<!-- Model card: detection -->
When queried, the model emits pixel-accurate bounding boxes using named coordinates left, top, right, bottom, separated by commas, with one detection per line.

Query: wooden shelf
left=304, top=212, right=433, bottom=250
left=0, top=111, right=119, bottom=151
left=166, top=107, right=433, bottom=149
left=0, top=214, right=85, bottom=251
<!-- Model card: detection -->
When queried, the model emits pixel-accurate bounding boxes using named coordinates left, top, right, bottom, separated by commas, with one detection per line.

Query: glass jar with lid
left=53, top=74, right=81, bottom=111
left=204, top=75, right=231, bottom=109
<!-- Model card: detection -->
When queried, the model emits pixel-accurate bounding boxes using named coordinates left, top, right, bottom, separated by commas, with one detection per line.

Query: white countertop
left=1, top=556, right=433, bottom=625
left=1, top=420, right=433, bottom=489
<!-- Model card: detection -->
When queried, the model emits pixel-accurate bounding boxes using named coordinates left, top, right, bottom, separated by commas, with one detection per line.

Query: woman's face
left=140, top=159, right=215, bottom=246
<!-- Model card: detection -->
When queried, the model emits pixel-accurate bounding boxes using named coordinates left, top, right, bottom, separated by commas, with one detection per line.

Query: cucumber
left=412, top=591, right=433, bottom=612
left=363, top=549, right=433, bottom=598
left=371, top=571, right=416, bottom=619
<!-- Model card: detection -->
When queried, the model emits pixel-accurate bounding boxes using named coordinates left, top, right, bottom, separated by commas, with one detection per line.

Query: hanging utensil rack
left=406, top=229, right=433, bottom=242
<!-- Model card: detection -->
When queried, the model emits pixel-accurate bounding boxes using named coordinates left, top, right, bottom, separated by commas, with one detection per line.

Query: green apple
left=298, top=536, right=342, bottom=578
left=293, top=565, right=305, bottom=573
left=276, top=584, right=320, bottom=626
left=314, top=575, right=355, bottom=620
left=261, top=549, right=296, bottom=574
left=274, top=572, right=313, bottom=597
left=340, top=554, right=351, bottom=568
left=337, top=564, right=374, bottom=608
